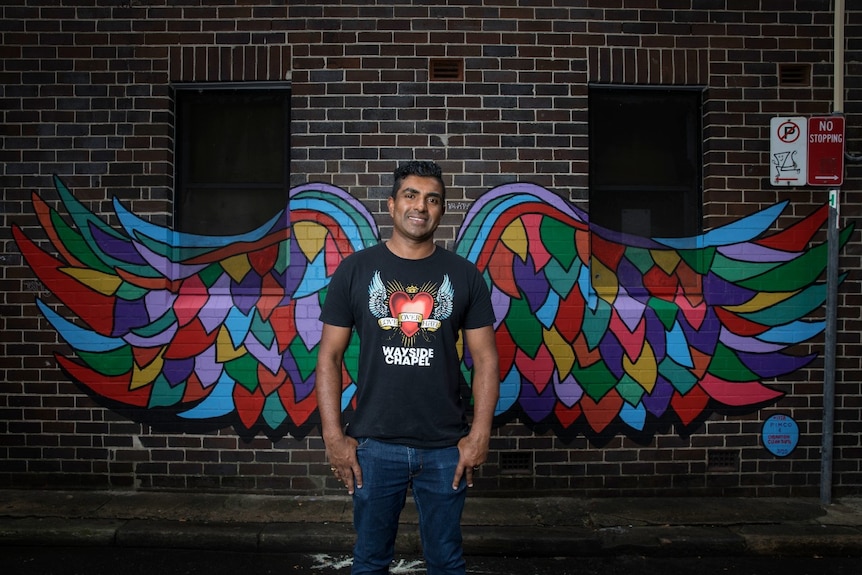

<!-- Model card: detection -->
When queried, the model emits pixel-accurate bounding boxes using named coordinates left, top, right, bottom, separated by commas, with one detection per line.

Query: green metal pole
left=820, top=0, right=844, bottom=507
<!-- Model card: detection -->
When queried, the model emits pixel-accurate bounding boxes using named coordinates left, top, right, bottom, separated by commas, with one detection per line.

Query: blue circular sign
left=762, top=414, right=799, bottom=457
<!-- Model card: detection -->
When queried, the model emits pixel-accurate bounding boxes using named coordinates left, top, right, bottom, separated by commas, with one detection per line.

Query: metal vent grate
left=429, top=58, right=464, bottom=82
left=707, top=449, right=739, bottom=472
left=778, top=63, right=811, bottom=87
left=499, top=451, right=532, bottom=474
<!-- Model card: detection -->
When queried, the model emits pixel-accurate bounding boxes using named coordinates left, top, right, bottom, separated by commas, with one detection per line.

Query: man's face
left=387, top=175, right=444, bottom=244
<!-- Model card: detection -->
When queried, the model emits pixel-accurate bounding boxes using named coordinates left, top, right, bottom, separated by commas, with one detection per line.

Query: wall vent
left=499, top=451, right=532, bottom=475
left=778, top=63, right=811, bottom=87
left=707, top=449, right=739, bottom=472
left=429, top=58, right=464, bottom=82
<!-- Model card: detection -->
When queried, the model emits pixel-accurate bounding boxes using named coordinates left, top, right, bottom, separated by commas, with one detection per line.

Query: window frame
left=588, top=84, right=704, bottom=239
left=172, top=82, right=292, bottom=236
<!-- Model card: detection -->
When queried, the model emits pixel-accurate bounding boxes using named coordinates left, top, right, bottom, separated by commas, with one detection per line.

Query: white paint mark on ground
left=309, top=554, right=426, bottom=573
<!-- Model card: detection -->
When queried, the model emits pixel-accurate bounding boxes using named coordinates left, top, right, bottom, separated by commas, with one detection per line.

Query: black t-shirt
left=319, top=242, right=496, bottom=448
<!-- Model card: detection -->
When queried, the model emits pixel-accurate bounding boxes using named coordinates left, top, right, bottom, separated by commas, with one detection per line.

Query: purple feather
left=736, top=350, right=817, bottom=378
left=679, top=308, right=721, bottom=356
left=112, top=297, right=150, bottom=337
left=616, top=258, right=649, bottom=303
left=89, top=221, right=149, bottom=265
left=643, top=311, right=668, bottom=361
left=513, top=254, right=550, bottom=313
left=717, top=243, right=798, bottom=263
left=642, top=377, right=674, bottom=417
left=232, top=271, right=262, bottom=315
left=598, top=332, right=625, bottom=379
left=518, top=376, right=556, bottom=422
left=703, top=272, right=757, bottom=306
left=284, top=240, right=308, bottom=297
left=163, top=357, right=195, bottom=386
left=280, top=352, right=315, bottom=402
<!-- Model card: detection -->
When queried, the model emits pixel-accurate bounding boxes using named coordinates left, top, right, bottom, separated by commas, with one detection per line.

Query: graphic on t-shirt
left=368, top=271, right=453, bottom=345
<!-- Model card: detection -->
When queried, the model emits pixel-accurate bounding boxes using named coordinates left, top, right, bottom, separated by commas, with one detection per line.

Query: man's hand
left=316, top=324, right=362, bottom=494
left=453, top=325, right=499, bottom=490
left=453, top=431, right=490, bottom=489
left=326, top=434, right=362, bottom=494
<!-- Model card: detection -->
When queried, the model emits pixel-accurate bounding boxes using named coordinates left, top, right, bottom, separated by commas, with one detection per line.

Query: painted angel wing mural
left=455, top=182, right=852, bottom=441
left=12, top=176, right=378, bottom=438
left=13, top=177, right=850, bottom=442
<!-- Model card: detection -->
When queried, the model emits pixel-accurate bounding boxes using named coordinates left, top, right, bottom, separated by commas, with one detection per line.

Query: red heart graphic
left=389, top=291, right=434, bottom=337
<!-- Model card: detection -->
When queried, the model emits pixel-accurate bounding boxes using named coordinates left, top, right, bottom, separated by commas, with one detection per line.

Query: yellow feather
left=723, top=290, right=797, bottom=313
left=501, top=219, right=528, bottom=261
left=61, top=267, right=121, bottom=296
left=294, top=221, right=328, bottom=261
left=130, top=350, right=164, bottom=390
left=216, top=326, right=247, bottom=362
left=543, top=326, right=575, bottom=376
left=221, top=254, right=251, bottom=283
left=591, top=258, right=617, bottom=303
left=650, top=250, right=680, bottom=275
left=622, top=342, right=657, bottom=393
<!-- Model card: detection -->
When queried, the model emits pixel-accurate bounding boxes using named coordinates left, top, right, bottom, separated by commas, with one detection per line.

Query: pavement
left=1, top=489, right=862, bottom=558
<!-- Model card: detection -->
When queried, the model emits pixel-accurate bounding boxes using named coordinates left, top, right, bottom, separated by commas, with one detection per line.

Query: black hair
left=391, top=160, right=446, bottom=200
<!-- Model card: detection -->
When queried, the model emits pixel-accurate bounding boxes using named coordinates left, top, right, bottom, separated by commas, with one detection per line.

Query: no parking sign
left=770, top=117, right=807, bottom=186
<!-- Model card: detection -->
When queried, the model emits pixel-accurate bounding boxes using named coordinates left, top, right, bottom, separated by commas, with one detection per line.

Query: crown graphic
left=405, top=285, right=419, bottom=294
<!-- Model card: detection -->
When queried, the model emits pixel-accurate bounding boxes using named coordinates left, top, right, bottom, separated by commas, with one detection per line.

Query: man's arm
left=315, top=323, right=362, bottom=494
left=453, top=324, right=499, bottom=489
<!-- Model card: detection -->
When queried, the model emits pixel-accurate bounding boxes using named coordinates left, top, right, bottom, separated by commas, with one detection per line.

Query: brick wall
left=1, top=0, right=861, bottom=496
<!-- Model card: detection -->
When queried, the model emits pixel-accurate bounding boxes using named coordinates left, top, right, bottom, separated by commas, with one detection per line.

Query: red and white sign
left=807, top=116, right=845, bottom=186
left=770, top=117, right=807, bottom=186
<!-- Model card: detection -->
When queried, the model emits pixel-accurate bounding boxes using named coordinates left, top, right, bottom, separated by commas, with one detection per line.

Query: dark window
left=588, top=86, right=702, bottom=238
left=174, top=86, right=291, bottom=235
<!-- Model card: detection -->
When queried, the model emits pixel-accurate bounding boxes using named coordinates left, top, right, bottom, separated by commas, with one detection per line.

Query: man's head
left=387, top=160, right=446, bottom=248
left=391, top=160, right=446, bottom=204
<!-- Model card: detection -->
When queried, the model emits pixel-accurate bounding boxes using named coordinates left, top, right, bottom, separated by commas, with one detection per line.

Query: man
left=315, top=160, right=500, bottom=575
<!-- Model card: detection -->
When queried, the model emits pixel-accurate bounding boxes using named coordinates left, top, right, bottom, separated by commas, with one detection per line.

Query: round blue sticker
left=762, top=414, right=799, bottom=457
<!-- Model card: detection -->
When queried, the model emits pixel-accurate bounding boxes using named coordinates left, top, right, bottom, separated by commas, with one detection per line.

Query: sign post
left=769, top=114, right=845, bottom=503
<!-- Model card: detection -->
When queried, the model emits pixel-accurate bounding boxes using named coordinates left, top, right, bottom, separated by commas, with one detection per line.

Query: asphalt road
left=2, top=547, right=860, bottom=575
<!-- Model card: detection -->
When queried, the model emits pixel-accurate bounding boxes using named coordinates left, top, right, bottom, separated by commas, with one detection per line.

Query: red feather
left=276, top=374, right=318, bottom=427
left=57, top=355, right=149, bottom=407
left=257, top=273, right=285, bottom=321
left=590, top=233, right=626, bottom=271
left=181, top=372, right=212, bottom=405
left=163, top=318, right=218, bottom=360
left=714, top=307, right=769, bottom=337
left=555, top=287, right=585, bottom=343
left=554, top=402, right=583, bottom=429
left=755, top=204, right=827, bottom=251
left=249, top=243, right=280, bottom=276
left=488, top=242, right=519, bottom=298
left=493, top=322, right=517, bottom=379
left=670, top=386, right=710, bottom=427
left=233, top=385, right=265, bottom=430
left=270, top=300, right=297, bottom=354
left=580, top=389, right=624, bottom=433
left=12, top=225, right=115, bottom=336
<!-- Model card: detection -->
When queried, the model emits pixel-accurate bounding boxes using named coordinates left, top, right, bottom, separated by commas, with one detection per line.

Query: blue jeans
left=351, top=438, right=467, bottom=575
